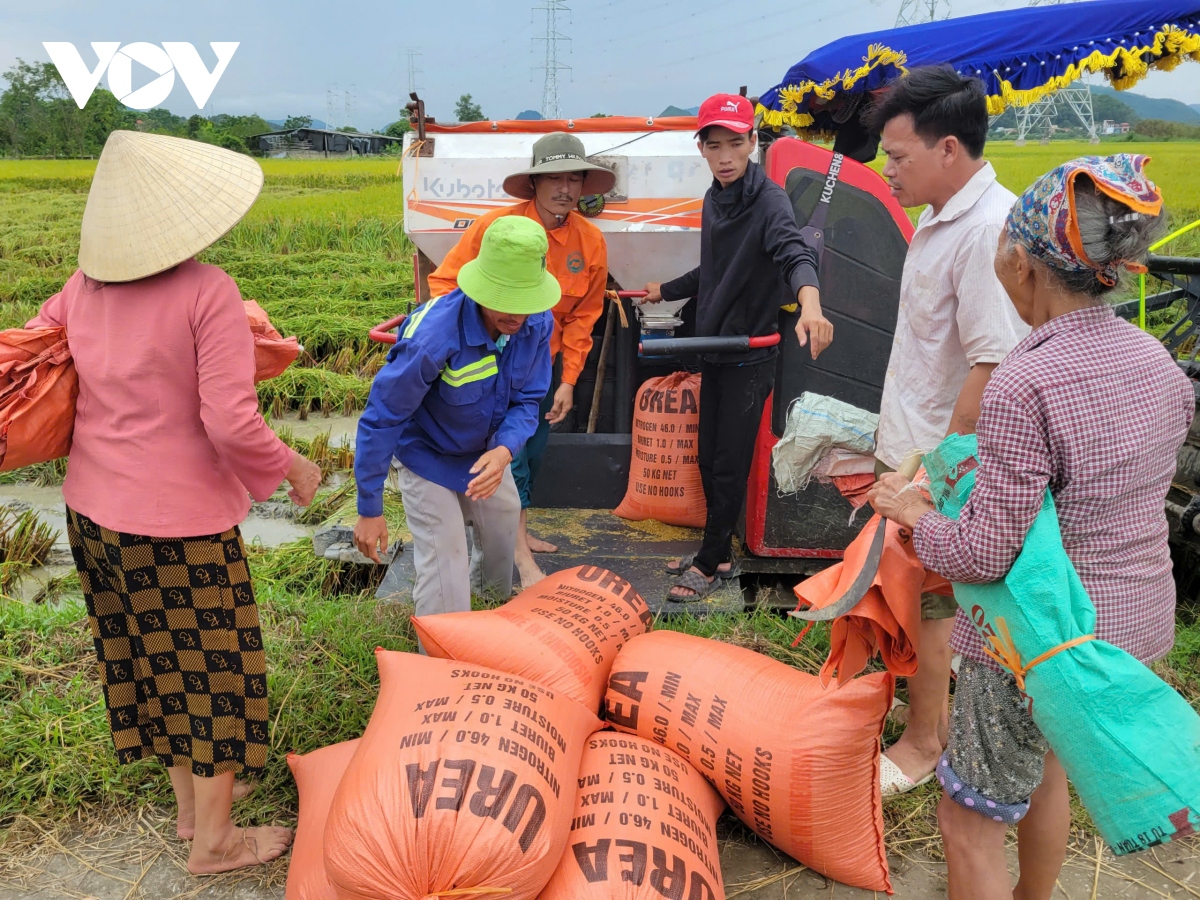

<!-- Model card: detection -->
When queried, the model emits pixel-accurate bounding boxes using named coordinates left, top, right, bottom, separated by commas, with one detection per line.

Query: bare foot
left=517, top=560, right=546, bottom=590
left=526, top=534, right=558, bottom=554
left=177, top=808, right=195, bottom=841
left=177, top=780, right=252, bottom=841
left=187, top=826, right=293, bottom=874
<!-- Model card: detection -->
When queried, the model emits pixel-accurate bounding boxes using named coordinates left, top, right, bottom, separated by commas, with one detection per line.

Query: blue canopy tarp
left=757, top=0, right=1200, bottom=131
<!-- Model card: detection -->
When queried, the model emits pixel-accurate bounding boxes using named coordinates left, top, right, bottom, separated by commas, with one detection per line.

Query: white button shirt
left=875, top=162, right=1030, bottom=469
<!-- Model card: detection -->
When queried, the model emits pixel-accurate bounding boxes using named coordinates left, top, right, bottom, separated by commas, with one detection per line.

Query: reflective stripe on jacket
left=354, top=289, right=553, bottom=515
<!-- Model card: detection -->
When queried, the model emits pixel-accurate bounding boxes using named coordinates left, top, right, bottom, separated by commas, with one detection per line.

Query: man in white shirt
left=867, top=65, right=1029, bottom=795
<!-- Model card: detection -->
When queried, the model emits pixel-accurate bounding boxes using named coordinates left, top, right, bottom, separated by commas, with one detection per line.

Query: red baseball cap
left=695, top=93, right=755, bottom=136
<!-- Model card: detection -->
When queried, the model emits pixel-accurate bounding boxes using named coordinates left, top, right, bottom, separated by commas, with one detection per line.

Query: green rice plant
left=0, top=458, right=68, bottom=487
left=0, top=507, right=59, bottom=592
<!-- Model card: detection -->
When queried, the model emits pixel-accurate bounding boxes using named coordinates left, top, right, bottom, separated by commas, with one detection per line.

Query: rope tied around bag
left=423, top=889, right=515, bottom=899
left=982, top=616, right=1097, bottom=693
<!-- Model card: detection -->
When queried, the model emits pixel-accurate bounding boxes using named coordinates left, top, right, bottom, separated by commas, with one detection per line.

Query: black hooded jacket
left=660, top=161, right=820, bottom=365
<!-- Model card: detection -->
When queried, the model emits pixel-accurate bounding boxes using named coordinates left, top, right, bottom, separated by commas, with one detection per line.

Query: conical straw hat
left=78, top=131, right=264, bottom=282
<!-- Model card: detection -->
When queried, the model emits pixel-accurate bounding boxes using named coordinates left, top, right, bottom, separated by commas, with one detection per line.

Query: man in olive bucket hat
left=355, top=216, right=557, bottom=639
left=429, top=132, right=615, bottom=588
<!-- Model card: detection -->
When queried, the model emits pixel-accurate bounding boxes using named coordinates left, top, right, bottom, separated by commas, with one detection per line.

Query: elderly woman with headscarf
left=27, top=132, right=322, bottom=873
left=868, top=155, right=1194, bottom=900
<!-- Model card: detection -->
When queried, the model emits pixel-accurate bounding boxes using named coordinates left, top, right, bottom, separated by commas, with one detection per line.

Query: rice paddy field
left=1, top=142, right=1199, bottom=874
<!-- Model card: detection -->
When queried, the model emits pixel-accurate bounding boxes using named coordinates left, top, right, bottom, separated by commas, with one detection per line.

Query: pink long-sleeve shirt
left=30, top=260, right=294, bottom=537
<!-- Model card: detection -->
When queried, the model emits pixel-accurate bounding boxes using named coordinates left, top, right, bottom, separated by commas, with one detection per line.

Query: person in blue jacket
left=353, top=216, right=557, bottom=635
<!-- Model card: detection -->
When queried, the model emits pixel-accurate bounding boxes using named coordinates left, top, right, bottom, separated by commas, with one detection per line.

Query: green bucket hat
left=503, top=133, right=617, bottom=200
left=458, top=216, right=561, bottom=315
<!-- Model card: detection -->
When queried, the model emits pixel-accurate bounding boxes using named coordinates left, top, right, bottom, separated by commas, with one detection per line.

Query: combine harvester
left=368, top=0, right=1200, bottom=612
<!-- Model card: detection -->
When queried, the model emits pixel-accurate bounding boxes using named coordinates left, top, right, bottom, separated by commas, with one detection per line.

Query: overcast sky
left=2, top=0, right=1197, bottom=131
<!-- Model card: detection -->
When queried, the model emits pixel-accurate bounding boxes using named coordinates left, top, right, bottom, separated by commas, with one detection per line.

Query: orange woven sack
left=603, top=631, right=893, bottom=893
left=540, top=730, right=726, bottom=900
left=614, top=372, right=705, bottom=528
left=286, top=739, right=361, bottom=900
left=244, top=299, right=301, bottom=383
left=794, top=512, right=953, bottom=687
left=324, top=651, right=601, bottom=900
left=0, top=326, right=77, bottom=472
left=413, top=566, right=653, bottom=712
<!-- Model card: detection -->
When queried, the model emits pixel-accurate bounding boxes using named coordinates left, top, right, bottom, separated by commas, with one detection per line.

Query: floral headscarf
left=1005, top=154, right=1162, bottom=286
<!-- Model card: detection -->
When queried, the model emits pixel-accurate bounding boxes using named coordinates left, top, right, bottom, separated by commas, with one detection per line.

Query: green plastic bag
left=925, top=432, right=1200, bottom=854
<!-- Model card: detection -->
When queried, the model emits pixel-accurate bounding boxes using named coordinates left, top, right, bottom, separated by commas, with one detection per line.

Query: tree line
left=0, top=59, right=412, bottom=158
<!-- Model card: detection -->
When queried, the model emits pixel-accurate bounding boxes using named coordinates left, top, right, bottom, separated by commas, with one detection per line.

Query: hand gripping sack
left=925, top=433, right=1200, bottom=854
left=614, top=372, right=705, bottom=528
left=604, top=631, right=893, bottom=893
left=286, top=739, right=361, bottom=900
left=0, top=326, right=77, bottom=471
left=324, top=651, right=601, bottom=899
left=794, top=511, right=953, bottom=686
left=413, top=566, right=653, bottom=711
left=245, top=299, right=301, bottom=382
left=540, top=730, right=726, bottom=900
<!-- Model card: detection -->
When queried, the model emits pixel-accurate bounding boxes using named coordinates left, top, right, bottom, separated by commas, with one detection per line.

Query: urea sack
left=614, top=372, right=705, bottom=528
left=285, top=739, right=360, bottom=900
left=413, top=566, right=653, bottom=712
left=323, top=651, right=600, bottom=900
left=0, top=327, right=77, bottom=472
left=604, top=631, right=893, bottom=893
left=540, top=730, right=726, bottom=900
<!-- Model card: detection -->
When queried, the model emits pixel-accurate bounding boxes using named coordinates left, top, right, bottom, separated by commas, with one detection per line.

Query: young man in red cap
left=643, top=93, right=832, bottom=601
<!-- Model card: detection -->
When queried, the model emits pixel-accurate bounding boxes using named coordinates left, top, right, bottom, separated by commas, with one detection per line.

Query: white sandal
left=880, top=752, right=936, bottom=797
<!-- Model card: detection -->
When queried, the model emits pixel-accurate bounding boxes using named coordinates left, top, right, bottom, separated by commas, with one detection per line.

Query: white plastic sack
left=772, top=392, right=878, bottom=494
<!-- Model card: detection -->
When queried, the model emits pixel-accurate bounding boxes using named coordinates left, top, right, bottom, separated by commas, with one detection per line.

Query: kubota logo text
left=42, top=42, right=239, bottom=111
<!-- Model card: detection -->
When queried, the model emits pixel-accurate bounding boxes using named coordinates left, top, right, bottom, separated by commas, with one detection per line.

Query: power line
left=896, top=0, right=951, bottom=28
left=533, top=0, right=572, bottom=118
left=405, top=48, right=423, bottom=95
left=1013, top=0, right=1098, bottom=144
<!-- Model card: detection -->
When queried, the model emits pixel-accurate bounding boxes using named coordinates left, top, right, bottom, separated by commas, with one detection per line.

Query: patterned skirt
left=66, top=507, right=269, bottom=778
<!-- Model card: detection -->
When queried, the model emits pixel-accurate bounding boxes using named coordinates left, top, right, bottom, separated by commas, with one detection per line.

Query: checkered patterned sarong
left=67, top=507, right=269, bottom=778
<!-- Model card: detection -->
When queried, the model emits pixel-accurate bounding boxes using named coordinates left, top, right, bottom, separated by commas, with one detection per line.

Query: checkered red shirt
left=913, top=304, right=1195, bottom=666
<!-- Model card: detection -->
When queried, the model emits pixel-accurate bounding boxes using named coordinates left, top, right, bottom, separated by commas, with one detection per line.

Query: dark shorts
left=942, top=658, right=1048, bottom=821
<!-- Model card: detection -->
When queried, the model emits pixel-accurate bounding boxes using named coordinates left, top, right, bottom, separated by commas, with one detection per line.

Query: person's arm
left=656, top=266, right=700, bottom=304
left=762, top=191, right=832, bottom=358
left=947, top=223, right=1025, bottom=435
left=550, top=248, right=608, bottom=423
left=871, top=388, right=1051, bottom=583
left=946, top=362, right=998, bottom=436
left=193, top=271, right=298, bottom=502
left=426, top=219, right=487, bottom=300
left=354, top=340, right=442, bottom=517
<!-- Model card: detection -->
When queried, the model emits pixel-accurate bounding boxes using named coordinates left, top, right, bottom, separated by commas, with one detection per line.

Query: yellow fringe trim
left=758, top=23, right=1200, bottom=131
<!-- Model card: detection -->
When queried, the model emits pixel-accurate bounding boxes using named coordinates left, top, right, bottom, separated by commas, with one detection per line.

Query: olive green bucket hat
left=458, top=216, right=561, bottom=315
left=502, top=132, right=617, bottom=200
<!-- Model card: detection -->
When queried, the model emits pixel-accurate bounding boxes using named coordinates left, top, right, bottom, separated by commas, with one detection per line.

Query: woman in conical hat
left=27, top=131, right=321, bottom=873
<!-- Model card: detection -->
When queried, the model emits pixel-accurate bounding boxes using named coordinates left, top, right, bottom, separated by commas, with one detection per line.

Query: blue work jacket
left=355, top=289, right=553, bottom=516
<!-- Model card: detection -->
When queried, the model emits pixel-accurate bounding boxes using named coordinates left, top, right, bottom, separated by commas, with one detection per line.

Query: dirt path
left=1, top=812, right=1196, bottom=899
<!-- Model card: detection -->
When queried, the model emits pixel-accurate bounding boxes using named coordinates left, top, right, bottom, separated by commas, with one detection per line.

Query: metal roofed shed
left=251, top=127, right=402, bottom=158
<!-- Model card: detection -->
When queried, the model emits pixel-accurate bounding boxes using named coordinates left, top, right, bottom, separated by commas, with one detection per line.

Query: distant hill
left=1092, top=85, right=1200, bottom=124
left=515, top=109, right=543, bottom=120
left=1192, top=104, right=1200, bottom=115
left=659, top=105, right=699, bottom=117
left=265, top=118, right=330, bottom=130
